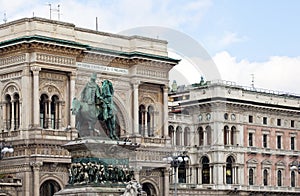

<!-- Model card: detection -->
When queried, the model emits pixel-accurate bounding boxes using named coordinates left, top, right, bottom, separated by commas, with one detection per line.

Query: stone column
left=47, top=100, right=52, bottom=128
left=186, top=167, right=190, bottom=183
left=214, top=122, right=224, bottom=145
left=3, top=102, right=7, bottom=130
left=55, top=101, right=59, bottom=129
left=162, top=85, right=169, bottom=138
left=198, top=167, right=201, bottom=184
left=69, top=72, right=76, bottom=128
left=223, top=165, right=226, bottom=184
left=134, top=168, right=140, bottom=182
left=144, top=110, right=147, bottom=136
left=31, top=66, right=41, bottom=128
left=16, top=101, right=20, bottom=129
left=21, top=66, right=31, bottom=131
left=203, top=131, right=207, bottom=146
left=191, top=167, right=195, bottom=184
left=164, top=168, right=170, bottom=196
left=132, top=82, right=139, bottom=135
left=228, top=130, right=231, bottom=145
left=24, top=168, right=31, bottom=196
left=232, top=166, right=236, bottom=184
left=16, top=101, right=21, bottom=129
left=11, top=100, right=15, bottom=130
left=31, top=161, right=43, bottom=196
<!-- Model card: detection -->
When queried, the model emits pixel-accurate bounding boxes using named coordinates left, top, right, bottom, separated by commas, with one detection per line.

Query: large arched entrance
left=40, top=180, right=61, bottom=196
left=142, top=182, right=157, bottom=196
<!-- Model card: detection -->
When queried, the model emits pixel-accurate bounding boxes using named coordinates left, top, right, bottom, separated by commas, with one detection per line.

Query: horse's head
left=71, top=98, right=81, bottom=115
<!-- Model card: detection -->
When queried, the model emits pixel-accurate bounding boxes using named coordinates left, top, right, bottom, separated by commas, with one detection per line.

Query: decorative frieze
left=136, top=68, right=167, bottom=78
left=0, top=54, right=26, bottom=66
left=36, top=53, right=75, bottom=65
left=0, top=71, right=22, bottom=81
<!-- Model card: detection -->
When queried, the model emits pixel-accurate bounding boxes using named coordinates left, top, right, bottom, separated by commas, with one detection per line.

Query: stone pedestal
left=54, top=185, right=125, bottom=196
left=55, top=137, right=140, bottom=196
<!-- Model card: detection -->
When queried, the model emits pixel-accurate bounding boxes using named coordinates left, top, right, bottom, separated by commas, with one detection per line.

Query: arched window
left=4, top=94, right=12, bottom=130
left=13, top=93, right=20, bottom=130
left=138, top=105, right=146, bottom=136
left=198, top=127, right=204, bottom=146
left=202, top=156, right=210, bottom=184
left=178, top=158, right=188, bottom=183
left=291, top=171, right=296, bottom=187
left=249, top=168, right=254, bottom=185
left=176, top=126, right=182, bottom=146
left=226, top=156, right=235, bottom=184
left=184, top=127, right=190, bottom=146
left=147, top=105, right=154, bottom=137
left=51, top=95, right=60, bottom=129
left=277, top=170, right=282, bottom=186
left=142, top=182, right=157, bottom=196
left=168, top=125, right=175, bottom=145
left=40, top=180, right=61, bottom=196
left=206, top=126, right=212, bottom=145
left=40, top=94, right=49, bottom=128
left=224, top=126, right=229, bottom=145
left=263, top=169, right=268, bottom=186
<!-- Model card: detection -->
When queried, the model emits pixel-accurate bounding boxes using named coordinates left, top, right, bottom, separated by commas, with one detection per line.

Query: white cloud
left=1, top=0, right=212, bottom=33
left=205, top=31, right=248, bottom=53
left=219, top=31, right=248, bottom=47
left=213, top=51, right=300, bottom=94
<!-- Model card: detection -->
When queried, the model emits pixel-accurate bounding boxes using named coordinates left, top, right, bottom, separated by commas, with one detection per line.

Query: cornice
left=0, top=35, right=179, bottom=67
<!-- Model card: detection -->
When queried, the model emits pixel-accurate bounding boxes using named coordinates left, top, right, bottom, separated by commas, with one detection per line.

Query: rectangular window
left=263, top=117, right=267, bottom=125
left=277, top=119, right=281, bottom=126
left=291, top=120, right=295, bottom=128
left=291, top=137, right=295, bottom=150
left=263, top=134, right=267, bottom=148
left=277, top=135, right=281, bottom=149
left=249, top=133, right=253, bottom=147
left=249, top=115, right=253, bottom=123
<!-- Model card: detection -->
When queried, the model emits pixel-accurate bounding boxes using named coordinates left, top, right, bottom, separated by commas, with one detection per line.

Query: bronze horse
left=71, top=79, right=118, bottom=140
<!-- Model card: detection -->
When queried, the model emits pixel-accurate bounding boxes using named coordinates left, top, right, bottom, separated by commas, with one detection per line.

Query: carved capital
left=31, top=66, right=41, bottom=75
left=131, top=79, right=140, bottom=88
left=161, top=85, right=169, bottom=92
left=30, top=161, right=43, bottom=170
left=69, top=71, right=77, bottom=80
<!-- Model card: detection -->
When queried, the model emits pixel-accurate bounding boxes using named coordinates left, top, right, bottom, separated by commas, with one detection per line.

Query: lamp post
left=0, top=142, right=14, bottom=160
left=163, top=155, right=189, bottom=196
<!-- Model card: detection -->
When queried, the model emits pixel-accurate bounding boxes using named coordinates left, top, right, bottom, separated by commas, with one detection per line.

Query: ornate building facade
left=0, top=17, right=299, bottom=196
left=168, top=80, right=300, bottom=195
left=0, top=17, right=177, bottom=196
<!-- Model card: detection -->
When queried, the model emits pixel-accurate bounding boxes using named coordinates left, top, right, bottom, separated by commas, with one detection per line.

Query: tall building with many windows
left=168, top=80, right=300, bottom=195
left=0, top=17, right=299, bottom=196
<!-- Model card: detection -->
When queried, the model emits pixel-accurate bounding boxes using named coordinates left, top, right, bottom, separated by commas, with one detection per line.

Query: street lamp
left=0, top=142, right=14, bottom=160
left=163, top=155, right=189, bottom=196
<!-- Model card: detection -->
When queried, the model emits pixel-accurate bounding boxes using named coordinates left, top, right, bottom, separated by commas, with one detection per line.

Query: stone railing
left=0, top=129, right=77, bottom=141
left=168, top=114, right=193, bottom=122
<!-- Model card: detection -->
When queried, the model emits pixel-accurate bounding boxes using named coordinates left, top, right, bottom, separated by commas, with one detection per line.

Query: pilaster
left=31, top=66, right=41, bottom=128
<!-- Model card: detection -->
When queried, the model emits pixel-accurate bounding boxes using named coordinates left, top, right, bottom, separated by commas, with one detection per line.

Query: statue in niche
left=71, top=73, right=118, bottom=140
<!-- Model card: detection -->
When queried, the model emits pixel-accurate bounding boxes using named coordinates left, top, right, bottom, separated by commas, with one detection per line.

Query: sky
left=1, top=0, right=300, bottom=94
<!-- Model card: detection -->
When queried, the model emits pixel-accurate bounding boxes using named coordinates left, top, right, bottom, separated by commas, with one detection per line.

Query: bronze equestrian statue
left=71, top=73, right=118, bottom=140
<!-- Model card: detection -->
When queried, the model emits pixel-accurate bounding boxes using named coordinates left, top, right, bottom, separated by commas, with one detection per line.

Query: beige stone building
left=0, top=17, right=177, bottom=196
left=0, top=17, right=300, bottom=196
